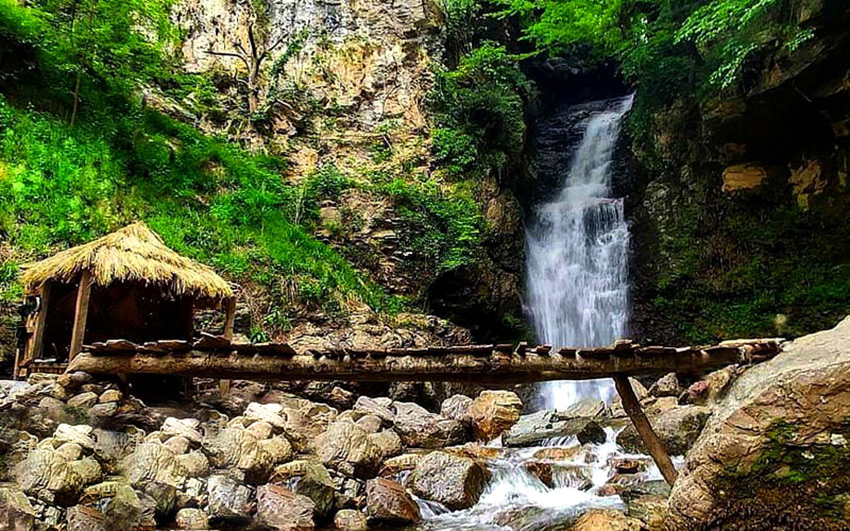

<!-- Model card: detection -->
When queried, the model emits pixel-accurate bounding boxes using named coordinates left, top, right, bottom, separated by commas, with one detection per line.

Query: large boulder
left=616, top=405, right=710, bottom=456
left=202, top=427, right=291, bottom=483
left=315, top=422, right=383, bottom=478
left=255, top=484, right=315, bottom=531
left=569, top=509, right=645, bottom=531
left=503, top=402, right=606, bottom=447
left=366, top=477, right=421, bottom=524
left=668, top=318, right=850, bottom=529
left=207, top=474, right=252, bottom=525
left=272, top=459, right=336, bottom=520
left=354, top=396, right=395, bottom=424
left=392, top=402, right=465, bottom=448
left=16, top=449, right=83, bottom=505
left=122, top=443, right=186, bottom=488
left=409, top=451, right=489, bottom=510
left=0, top=487, right=37, bottom=530
left=465, top=390, right=523, bottom=441
left=440, top=394, right=473, bottom=423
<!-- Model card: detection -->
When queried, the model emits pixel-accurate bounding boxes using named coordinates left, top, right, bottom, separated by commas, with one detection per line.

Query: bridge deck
left=67, top=336, right=781, bottom=383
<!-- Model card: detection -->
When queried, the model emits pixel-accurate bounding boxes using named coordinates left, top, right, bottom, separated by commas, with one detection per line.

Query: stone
left=247, top=420, right=274, bottom=439
left=57, top=371, right=94, bottom=390
left=379, top=454, right=421, bottom=478
left=70, top=456, right=102, bottom=486
left=354, top=396, right=395, bottom=424
left=207, top=474, right=252, bottom=524
left=369, top=429, right=403, bottom=459
left=667, top=317, right=850, bottom=529
left=66, top=505, right=107, bottom=531
left=16, top=449, right=82, bottom=505
left=161, top=417, right=203, bottom=445
left=392, top=401, right=465, bottom=448
left=409, top=451, right=489, bottom=510
left=440, top=394, right=473, bottom=422
left=203, top=426, right=289, bottom=484
left=503, top=409, right=606, bottom=447
left=54, top=423, right=95, bottom=451
left=465, top=390, right=523, bottom=441
left=56, top=441, right=83, bottom=461
left=98, top=389, right=122, bottom=403
left=164, top=435, right=191, bottom=454
left=648, top=373, right=680, bottom=398
left=617, top=405, right=710, bottom=455
left=569, top=509, right=645, bottom=531
left=92, top=429, right=140, bottom=475
left=532, top=446, right=581, bottom=461
left=621, top=480, right=670, bottom=531
left=175, top=508, right=209, bottom=529
left=102, top=484, right=143, bottom=528
left=366, top=477, right=421, bottom=524
left=245, top=402, right=286, bottom=429
left=256, top=484, right=315, bottom=530
left=273, top=460, right=336, bottom=520
left=89, top=402, right=119, bottom=420
left=122, top=442, right=186, bottom=488
left=315, top=422, right=383, bottom=478
left=334, top=509, right=368, bottom=531
left=355, top=414, right=383, bottom=434
left=721, top=163, right=768, bottom=192
left=0, top=487, right=37, bottom=530
left=282, top=401, right=338, bottom=453
left=67, top=392, right=98, bottom=409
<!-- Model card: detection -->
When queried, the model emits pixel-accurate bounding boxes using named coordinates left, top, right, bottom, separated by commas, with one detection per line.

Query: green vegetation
left=0, top=0, right=403, bottom=343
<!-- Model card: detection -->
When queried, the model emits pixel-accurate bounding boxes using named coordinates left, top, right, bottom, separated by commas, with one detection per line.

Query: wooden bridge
left=66, top=334, right=781, bottom=488
left=68, top=335, right=781, bottom=383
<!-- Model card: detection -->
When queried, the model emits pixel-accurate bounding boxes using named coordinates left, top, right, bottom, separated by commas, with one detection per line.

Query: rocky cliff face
left=628, top=0, right=850, bottom=344
left=168, top=0, right=524, bottom=341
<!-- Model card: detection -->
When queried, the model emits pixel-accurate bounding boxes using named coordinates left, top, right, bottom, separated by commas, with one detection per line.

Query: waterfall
left=526, top=95, right=634, bottom=410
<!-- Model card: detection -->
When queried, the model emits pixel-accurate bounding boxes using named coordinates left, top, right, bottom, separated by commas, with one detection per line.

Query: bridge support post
left=613, top=374, right=678, bottom=487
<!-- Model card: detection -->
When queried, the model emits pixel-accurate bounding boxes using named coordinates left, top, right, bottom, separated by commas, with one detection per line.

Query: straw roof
left=21, top=222, right=233, bottom=300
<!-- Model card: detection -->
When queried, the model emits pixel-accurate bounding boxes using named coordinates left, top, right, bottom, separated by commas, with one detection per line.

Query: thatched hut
left=15, top=222, right=235, bottom=377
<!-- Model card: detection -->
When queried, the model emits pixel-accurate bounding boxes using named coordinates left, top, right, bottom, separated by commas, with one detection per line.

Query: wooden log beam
left=69, top=271, right=92, bottom=362
left=614, top=374, right=678, bottom=486
left=67, top=343, right=769, bottom=384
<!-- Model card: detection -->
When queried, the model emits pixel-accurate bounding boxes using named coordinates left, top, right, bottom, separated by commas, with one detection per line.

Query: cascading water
left=412, top=96, right=654, bottom=531
left=526, top=95, right=634, bottom=409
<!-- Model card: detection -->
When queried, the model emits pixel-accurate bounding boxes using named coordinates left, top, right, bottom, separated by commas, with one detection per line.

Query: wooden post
left=21, top=282, right=51, bottom=377
left=69, top=270, right=93, bottom=362
left=613, top=374, right=679, bottom=486
left=219, top=297, right=236, bottom=397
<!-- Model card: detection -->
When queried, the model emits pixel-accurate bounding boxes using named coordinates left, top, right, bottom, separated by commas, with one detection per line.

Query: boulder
left=616, top=405, right=710, bottom=455
left=465, top=390, right=523, bottom=441
left=92, top=429, right=141, bottom=475
left=668, top=318, right=850, bottom=529
left=161, top=417, right=203, bottom=445
left=282, top=401, right=338, bottom=453
left=315, top=422, right=382, bottom=478
left=54, top=424, right=96, bottom=451
left=207, top=474, right=252, bottom=524
left=16, top=449, right=82, bottom=505
left=272, top=460, right=336, bottom=520
left=369, top=429, right=403, bottom=459
left=721, top=163, right=768, bottom=193
left=334, top=509, right=368, bottom=531
left=102, top=484, right=143, bottom=528
left=392, top=402, right=465, bottom=448
left=409, top=451, right=489, bottom=510
left=122, top=443, right=186, bottom=488
left=440, top=394, right=473, bottom=423
left=503, top=408, right=606, bottom=447
left=379, top=454, right=421, bottom=478
left=255, top=484, right=315, bottom=530
left=69, top=456, right=102, bottom=486
left=569, top=509, right=645, bottom=531
left=355, top=414, right=383, bottom=434
left=202, top=427, right=290, bottom=483
left=66, top=505, right=107, bottom=531
left=175, top=508, right=209, bottom=530
left=98, top=389, right=122, bottom=403
left=621, top=480, right=670, bottom=531
left=366, top=477, right=421, bottom=524
left=67, top=392, right=98, bottom=409
left=354, top=396, right=395, bottom=424
left=0, top=487, right=36, bottom=530
left=244, top=402, right=286, bottom=430
left=648, top=373, right=680, bottom=398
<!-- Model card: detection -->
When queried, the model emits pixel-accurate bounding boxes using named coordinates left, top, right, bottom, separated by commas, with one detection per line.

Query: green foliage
left=383, top=178, right=482, bottom=274
left=429, top=42, right=530, bottom=178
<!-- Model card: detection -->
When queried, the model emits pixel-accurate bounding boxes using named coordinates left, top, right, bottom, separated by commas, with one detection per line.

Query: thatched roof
left=21, top=222, right=233, bottom=300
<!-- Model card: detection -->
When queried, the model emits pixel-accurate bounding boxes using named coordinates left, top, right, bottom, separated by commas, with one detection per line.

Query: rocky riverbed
left=3, top=318, right=850, bottom=530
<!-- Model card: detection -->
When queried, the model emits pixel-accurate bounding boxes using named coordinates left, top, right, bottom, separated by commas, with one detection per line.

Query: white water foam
left=525, top=95, right=634, bottom=410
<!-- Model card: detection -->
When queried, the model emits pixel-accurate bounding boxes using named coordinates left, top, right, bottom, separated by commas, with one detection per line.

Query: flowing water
left=413, top=96, right=642, bottom=530
left=526, top=95, right=634, bottom=409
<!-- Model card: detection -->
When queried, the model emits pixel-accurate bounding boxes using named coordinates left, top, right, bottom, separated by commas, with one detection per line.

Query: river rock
left=102, top=484, right=143, bottom=528
left=409, top=451, right=489, bottom=510
left=0, top=487, right=37, bottom=530
left=67, top=392, right=98, bottom=409
left=616, top=405, right=710, bottom=455
left=569, top=509, right=645, bottom=530
left=503, top=408, right=606, bottom=447
left=668, top=318, right=850, bottom=529
left=282, top=401, right=338, bottom=453
left=379, top=453, right=421, bottom=478
left=175, top=507, right=209, bottom=529
left=92, top=429, right=140, bottom=474
left=621, top=480, right=670, bottom=530
left=648, top=373, right=680, bottom=398
left=98, top=389, right=122, bottom=403
left=273, top=459, right=336, bottom=520
left=207, top=474, right=252, bottom=524
left=54, top=423, right=96, bottom=451
left=122, top=442, right=186, bottom=487
left=315, top=422, right=383, bottom=478
left=161, top=417, right=203, bottom=445
left=245, top=402, right=286, bottom=430
left=256, top=483, right=315, bottom=530
left=366, top=477, right=421, bottom=524
left=334, top=508, right=368, bottom=531
left=16, top=448, right=82, bottom=505
left=441, top=394, right=473, bottom=422
left=392, top=401, right=465, bottom=448
left=66, top=505, right=107, bottom=531
left=354, top=396, right=395, bottom=424
left=369, top=429, right=403, bottom=459
left=466, top=390, right=523, bottom=441
left=356, top=414, right=383, bottom=434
